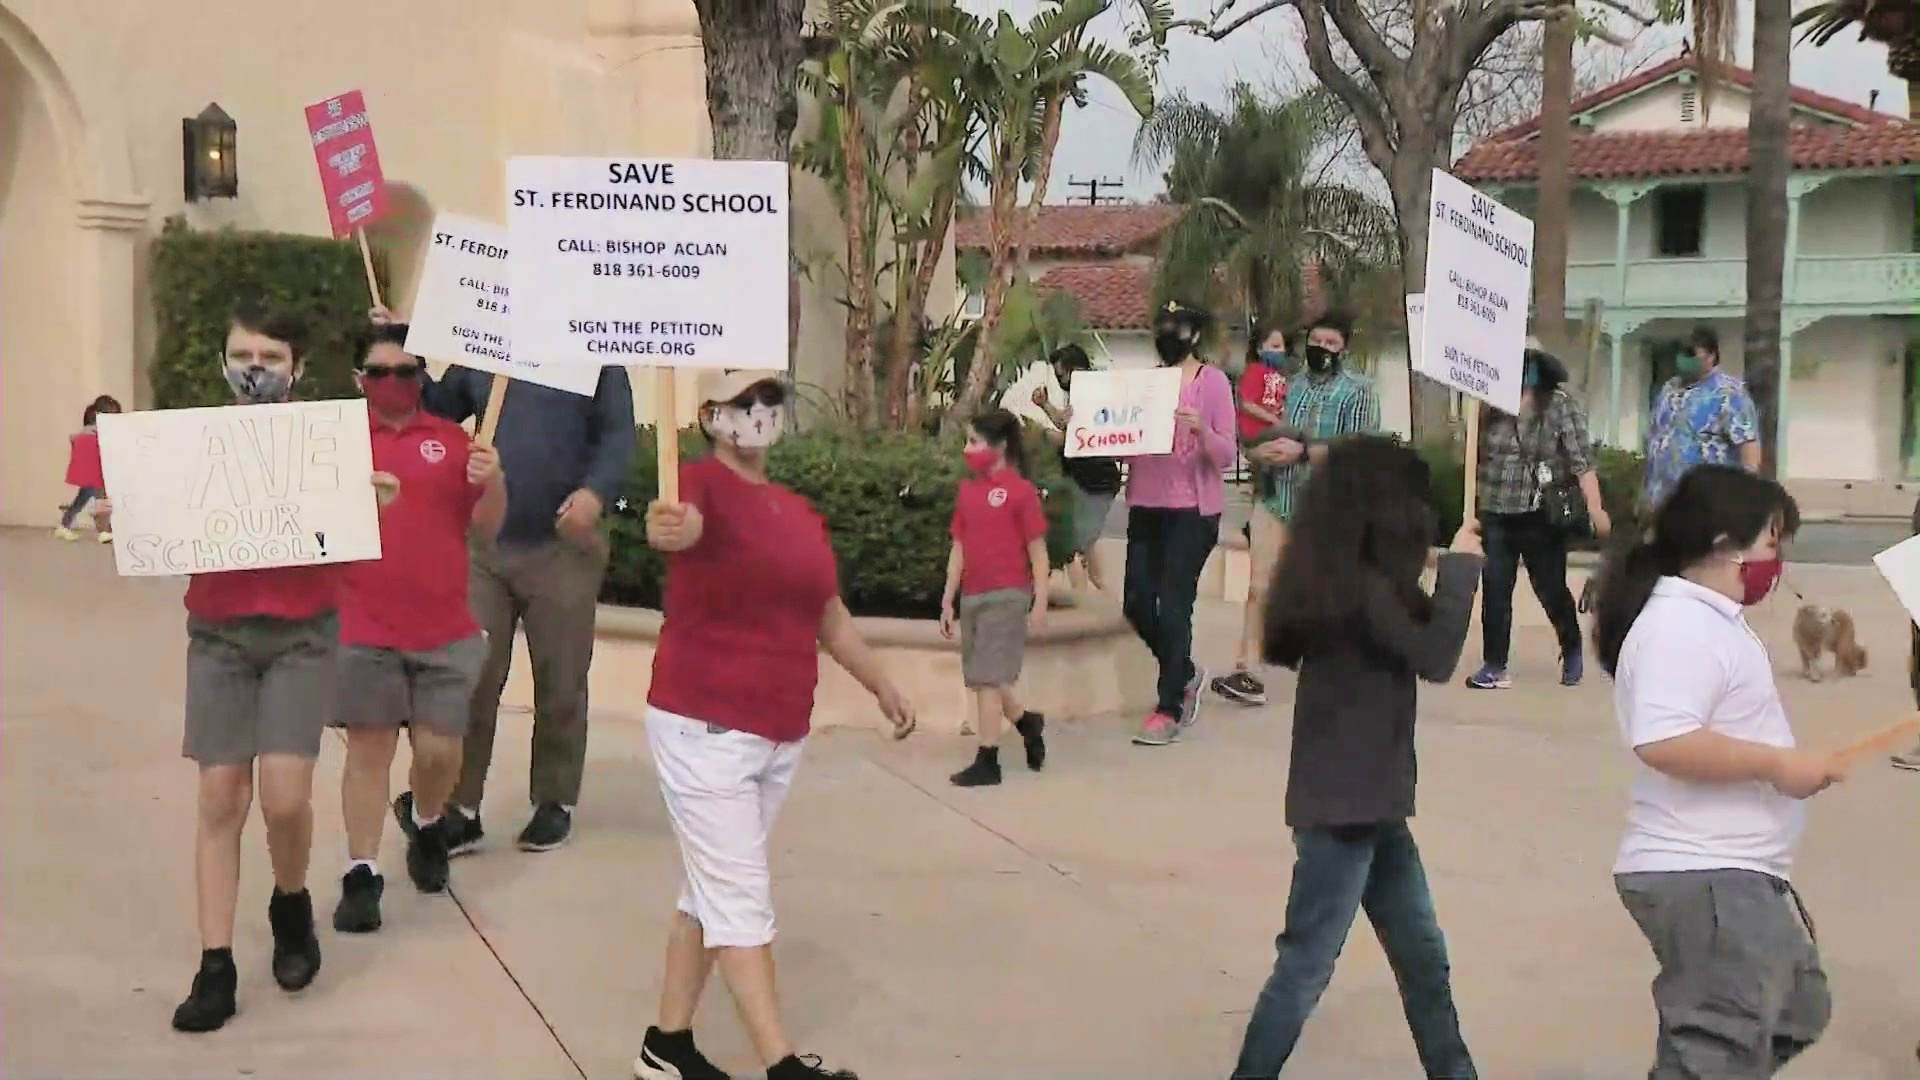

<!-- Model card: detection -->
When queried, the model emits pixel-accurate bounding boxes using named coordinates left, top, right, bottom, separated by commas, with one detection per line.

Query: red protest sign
left=304, top=90, right=390, bottom=239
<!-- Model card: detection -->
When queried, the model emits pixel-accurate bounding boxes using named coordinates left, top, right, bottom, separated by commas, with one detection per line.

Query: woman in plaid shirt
left=1465, top=348, right=1611, bottom=690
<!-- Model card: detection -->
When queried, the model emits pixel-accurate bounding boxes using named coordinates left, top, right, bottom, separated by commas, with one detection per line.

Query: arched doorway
left=0, top=24, right=81, bottom=526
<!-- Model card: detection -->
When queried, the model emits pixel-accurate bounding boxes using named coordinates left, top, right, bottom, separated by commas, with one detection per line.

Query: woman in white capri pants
left=637, top=370, right=917, bottom=1080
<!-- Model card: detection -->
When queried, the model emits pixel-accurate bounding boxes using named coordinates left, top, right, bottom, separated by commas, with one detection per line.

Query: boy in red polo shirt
left=171, top=303, right=401, bottom=1034
left=332, top=323, right=506, bottom=934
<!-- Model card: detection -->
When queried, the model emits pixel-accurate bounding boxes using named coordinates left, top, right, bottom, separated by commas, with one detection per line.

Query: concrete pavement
left=4, top=530, right=1918, bottom=1079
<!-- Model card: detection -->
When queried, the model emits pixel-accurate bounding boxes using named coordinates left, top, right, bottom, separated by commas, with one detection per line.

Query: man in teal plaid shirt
left=1212, top=313, right=1379, bottom=705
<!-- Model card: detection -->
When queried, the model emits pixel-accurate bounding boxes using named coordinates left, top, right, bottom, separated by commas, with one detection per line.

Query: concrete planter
left=499, top=587, right=1155, bottom=738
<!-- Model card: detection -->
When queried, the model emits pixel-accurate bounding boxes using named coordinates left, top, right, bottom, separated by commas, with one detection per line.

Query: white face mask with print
left=709, top=402, right=784, bottom=450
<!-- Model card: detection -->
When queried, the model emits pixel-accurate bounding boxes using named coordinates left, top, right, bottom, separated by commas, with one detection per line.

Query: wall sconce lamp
left=182, top=103, right=238, bottom=201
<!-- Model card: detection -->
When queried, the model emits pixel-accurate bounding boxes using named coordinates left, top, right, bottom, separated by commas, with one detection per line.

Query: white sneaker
left=97, top=531, right=114, bottom=544
left=53, top=527, right=79, bottom=541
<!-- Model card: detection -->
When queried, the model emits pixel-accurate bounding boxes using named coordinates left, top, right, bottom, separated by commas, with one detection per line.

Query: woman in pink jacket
left=1123, top=300, right=1239, bottom=746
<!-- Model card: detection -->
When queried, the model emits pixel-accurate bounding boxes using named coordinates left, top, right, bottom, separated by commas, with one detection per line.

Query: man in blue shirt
left=374, top=306, right=635, bottom=854
left=1643, top=326, right=1762, bottom=508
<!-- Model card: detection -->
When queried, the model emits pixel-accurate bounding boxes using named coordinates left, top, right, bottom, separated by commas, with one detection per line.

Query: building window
left=1653, top=186, right=1707, bottom=258
left=960, top=290, right=985, bottom=320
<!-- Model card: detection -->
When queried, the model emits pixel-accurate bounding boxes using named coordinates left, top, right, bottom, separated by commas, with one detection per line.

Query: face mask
left=225, top=364, right=293, bottom=403
left=963, top=448, right=999, bottom=475
left=1304, top=344, right=1338, bottom=374
left=362, top=373, right=423, bottom=416
left=1735, top=556, right=1784, bottom=607
left=1521, top=364, right=1539, bottom=390
left=1676, top=352, right=1708, bottom=380
left=1153, top=329, right=1191, bottom=366
left=1258, top=349, right=1289, bottom=369
left=708, top=402, right=783, bottom=450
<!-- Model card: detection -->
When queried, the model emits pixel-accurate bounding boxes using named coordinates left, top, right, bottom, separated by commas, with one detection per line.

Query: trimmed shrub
left=1418, top=439, right=1646, bottom=547
left=603, top=424, right=1076, bottom=618
left=149, top=217, right=382, bottom=408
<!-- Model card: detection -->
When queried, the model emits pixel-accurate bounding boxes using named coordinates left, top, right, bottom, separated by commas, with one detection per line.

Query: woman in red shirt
left=638, top=370, right=916, bottom=1080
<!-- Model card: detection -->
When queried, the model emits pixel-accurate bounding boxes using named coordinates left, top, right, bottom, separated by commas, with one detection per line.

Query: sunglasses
left=727, top=383, right=786, bottom=409
left=361, top=364, right=422, bottom=380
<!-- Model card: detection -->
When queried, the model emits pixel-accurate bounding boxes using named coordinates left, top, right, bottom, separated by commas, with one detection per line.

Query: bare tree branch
left=1208, top=0, right=1298, bottom=39
left=1297, top=0, right=1399, bottom=168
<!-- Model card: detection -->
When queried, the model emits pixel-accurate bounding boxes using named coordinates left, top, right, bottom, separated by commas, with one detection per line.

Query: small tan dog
left=1793, top=604, right=1868, bottom=681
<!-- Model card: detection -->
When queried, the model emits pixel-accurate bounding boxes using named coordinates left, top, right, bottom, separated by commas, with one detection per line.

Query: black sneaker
left=767, top=1054, right=857, bottom=1079
left=397, top=792, right=485, bottom=857
left=407, top=819, right=452, bottom=894
left=170, top=948, right=237, bottom=1033
left=332, top=865, right=385, bottom=933
left=516, top=804, right=572, bottom=852
left=1211, top=669, right=1267, bottom=706
left=266, top=888, right=322, bottom=991
left=1012, top=712, right=1047, bottom=771
left=632, top=1025, right=731, bottom=1079
left=949, top=747, right=1002, bottom=787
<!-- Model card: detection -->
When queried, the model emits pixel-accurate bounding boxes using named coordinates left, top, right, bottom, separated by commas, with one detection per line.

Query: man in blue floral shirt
left=1642, top=326, right=1762, bottom=508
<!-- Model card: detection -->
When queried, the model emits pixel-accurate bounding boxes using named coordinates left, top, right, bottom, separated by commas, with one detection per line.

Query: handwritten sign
left=95, top=401, right=383, bottom=577
left=304, top=90, right=390, bottom=239
left=1064, top=368, right=1181, bottom=458
left=504, top=157, right=790, bottom=370
left=1873, top=533, right=1920, bottom=628
left=404, top=213, right=599, bottom=396
left=1417, top=169, right=1532, bottom=414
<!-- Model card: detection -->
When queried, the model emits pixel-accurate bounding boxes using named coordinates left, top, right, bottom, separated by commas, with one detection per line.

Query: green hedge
left=603, top=424, right=1076, bottom=618
left=149, top=217, right=382, bottom=408
left=1418, top=441, right=1646, bottom=547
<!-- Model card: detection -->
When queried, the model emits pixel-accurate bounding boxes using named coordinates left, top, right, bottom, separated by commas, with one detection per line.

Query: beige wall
left=0, top=0, right=886, bottom=525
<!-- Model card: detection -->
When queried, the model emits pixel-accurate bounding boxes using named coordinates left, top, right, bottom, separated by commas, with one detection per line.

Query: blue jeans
left=60, top=486, right=101, bottom=528
left=1121, top=507, right=1219, bottom=715
left=1233, top=824, right=1476, bottom=1079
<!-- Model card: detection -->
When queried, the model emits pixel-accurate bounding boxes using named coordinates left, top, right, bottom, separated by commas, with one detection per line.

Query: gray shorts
left=1071, top=487, right=1115, bottom=555
left=184, top=614, right=340, bottom=766
left=333, top=634, right=487, bottom=736
left=1615, top=868, right=1831, bottom=1076
left=960, top=589, right=1031, bottom=689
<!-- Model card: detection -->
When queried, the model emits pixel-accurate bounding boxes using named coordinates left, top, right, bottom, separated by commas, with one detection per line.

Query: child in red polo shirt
left=942, top=409, right=1050, bottom=787
left=56, top=395, right=120, bottom=542
left=331, top=322, right=506, bottom=935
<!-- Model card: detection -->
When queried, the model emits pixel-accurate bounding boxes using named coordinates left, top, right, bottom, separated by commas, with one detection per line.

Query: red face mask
left=963, top=448, right=998, bottom=475
left=363, top=372, right=423, bottom=417
left=1737, top=557, right=1784, bottom=607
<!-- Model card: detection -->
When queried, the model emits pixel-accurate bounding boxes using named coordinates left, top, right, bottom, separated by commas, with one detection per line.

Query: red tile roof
left=1033, top=263, right=1157, bottom=330
left=955, top=204, right=1182, bottom=257
left=1453, top=123, right=1920, bottom=182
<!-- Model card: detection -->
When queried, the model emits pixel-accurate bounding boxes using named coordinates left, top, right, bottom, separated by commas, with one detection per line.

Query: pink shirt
left=1124, top=363, right=1237, bottom=516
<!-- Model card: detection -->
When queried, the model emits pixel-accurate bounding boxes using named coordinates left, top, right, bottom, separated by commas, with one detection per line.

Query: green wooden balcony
left=1565, top=253, right=1920, bottom=317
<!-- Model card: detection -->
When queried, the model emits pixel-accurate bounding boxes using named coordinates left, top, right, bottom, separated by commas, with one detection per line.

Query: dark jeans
left=1480, top=510, right=1581, bottom=668
left=1233, top=824, right=1476, bottom=1080
left=1122, top=507, right=1219, bottom=715
left=60, top=486, right=100, bottom=528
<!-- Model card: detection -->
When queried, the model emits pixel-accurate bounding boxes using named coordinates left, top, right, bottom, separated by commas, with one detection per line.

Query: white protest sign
left=505, top=157, right=790, bottom=370
left=1417, top=169, right=1533, bottom=414
left=404, top=212, right=600, bottom=396
left=1873, top=533, right=1920, bottom=628
left=1064, top=367, right=1181, bottom=457
left=96, top=400, right=383, bottom=577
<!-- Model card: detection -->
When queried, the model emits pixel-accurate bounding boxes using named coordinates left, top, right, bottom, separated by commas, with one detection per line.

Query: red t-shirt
left=185, top=565, right=341, bottom=623
left=340, top=412, right=484, bottom=651
left=1237, top=361, right=1288, bottom=441
left=65, top=430, right=105, bottom=489
left=648, top=455, right=841, bottom=743
left=951, top=469, right=1046, bottom=597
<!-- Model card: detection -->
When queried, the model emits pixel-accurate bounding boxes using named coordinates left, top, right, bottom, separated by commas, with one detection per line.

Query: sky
left=995, top=0, right=1911, bottom=203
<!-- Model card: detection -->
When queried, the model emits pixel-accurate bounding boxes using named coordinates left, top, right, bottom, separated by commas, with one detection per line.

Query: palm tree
left=1131, top=83, right=1397, bottom=334
left=1795, top=1, right=1920, bottom=118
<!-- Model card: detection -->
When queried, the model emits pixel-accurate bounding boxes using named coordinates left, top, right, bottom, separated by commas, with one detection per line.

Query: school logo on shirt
left=418, top=438, right=447, bottom=464
left=988, top=487, right=1008, bottom=508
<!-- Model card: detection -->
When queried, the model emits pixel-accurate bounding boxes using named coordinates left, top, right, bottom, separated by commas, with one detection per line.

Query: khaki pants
left=456, top=536, right=608, bottom=810
left=1241, top=506, right=1289, bottom=664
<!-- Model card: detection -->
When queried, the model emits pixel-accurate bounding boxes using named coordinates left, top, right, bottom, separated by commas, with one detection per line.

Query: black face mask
left=1304, top=343, right=1339, bottom=374
left=1153, top=330, right=1191, bottom=366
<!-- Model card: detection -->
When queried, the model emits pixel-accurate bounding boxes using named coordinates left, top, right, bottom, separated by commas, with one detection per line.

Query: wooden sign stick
left=355, top=228, right=383, bottom=307
left=657, top=367, right=680, bottom=504
left=475, top=375, right=510, bottom=447
left=1828, top=715, right=1920, bottom=769
left=1462, top=397, right=1482, bottom=521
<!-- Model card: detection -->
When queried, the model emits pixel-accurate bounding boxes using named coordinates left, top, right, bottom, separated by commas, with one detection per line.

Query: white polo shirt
left=1612, top=576, right=1804, bottom=879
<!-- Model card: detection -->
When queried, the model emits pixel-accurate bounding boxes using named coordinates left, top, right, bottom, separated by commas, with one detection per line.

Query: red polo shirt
left=185, top=565, right=341, bottom=623
left=648, top=455, right=841, bottom=743
left=66, top=430, right=105, bottom=489
left=951, top=469, right=1046, bottom=597
left=339, top=411, right=484, bottom=651
left=1237, top=361, right=1287, bottom=441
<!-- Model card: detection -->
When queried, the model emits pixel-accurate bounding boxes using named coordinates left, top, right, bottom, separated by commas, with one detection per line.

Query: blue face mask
left=1258, top=349, right=1289, bottom=369
left=1521, top=365, right=1539, bottom=390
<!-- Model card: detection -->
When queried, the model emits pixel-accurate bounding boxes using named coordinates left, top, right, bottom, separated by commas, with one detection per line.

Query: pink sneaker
left=1131, top=712, right=1179, bottom=746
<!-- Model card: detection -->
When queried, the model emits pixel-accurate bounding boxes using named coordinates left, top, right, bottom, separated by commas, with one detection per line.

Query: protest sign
left=96, top=401, right=383, bottom=577
left=1064, top=368, right=1181, bottom=458
left=305, top=90, right=390, bottom=303
left=503, top=157, right=790, bottom=370
left=404, top=212, right=599, bottom=399
left=1417, top=169, right=1532, bottom=416
left=1873, top=533, right=1920, bottom=628
left=1405, top=293, right=1426, bottom=371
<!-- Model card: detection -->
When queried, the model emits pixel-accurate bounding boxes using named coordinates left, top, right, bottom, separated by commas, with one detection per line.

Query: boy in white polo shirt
left=1589, top=464, right=1848, bottom=1076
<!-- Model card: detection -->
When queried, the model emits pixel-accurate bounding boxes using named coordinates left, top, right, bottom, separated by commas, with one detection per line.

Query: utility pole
left=1535, top=1, right=1575, bottom=359
left=1064, top=176, right=1126, bottom=206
